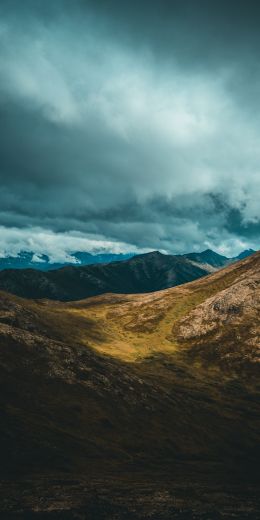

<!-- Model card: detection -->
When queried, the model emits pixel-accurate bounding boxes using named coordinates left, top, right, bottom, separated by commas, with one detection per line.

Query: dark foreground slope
left=0, top=253, right=259, bottom=518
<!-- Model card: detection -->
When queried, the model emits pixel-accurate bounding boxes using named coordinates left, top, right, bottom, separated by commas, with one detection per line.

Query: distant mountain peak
left=130, top=250, right=164, bottom=261
left=235, top=249, right=256, bottom=260
left=183, top=249, right=228, bottom=268
left=200, top=249, right=228, bottom=258
left=145, top=250, right=164, bottom=257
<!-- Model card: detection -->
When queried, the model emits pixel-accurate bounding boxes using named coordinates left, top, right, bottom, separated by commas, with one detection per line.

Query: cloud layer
left=0, top=0, right=259, bottom=258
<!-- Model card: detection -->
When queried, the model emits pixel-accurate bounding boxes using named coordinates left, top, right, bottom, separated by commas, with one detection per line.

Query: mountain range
left=0, top=248, right=255, bottom=271
left=0, top=248, right=256, bottom=301
left=0, top=251, right=259, bottom=517
left=0, top=250, right=134, bottom=271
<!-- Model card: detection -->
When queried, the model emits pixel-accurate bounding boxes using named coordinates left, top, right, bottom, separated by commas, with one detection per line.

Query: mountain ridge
left=0, top=248, right=256, bottom=301
left=0, top=250, right=135, bottom=271
left=0, top=247, right=255, bottom=271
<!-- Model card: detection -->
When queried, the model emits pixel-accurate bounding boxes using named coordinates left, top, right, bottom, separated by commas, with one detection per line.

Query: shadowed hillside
left=0, top=252, right=259, bottom=517
left=0, top=248, right=254, bottom=272
left=0, top=249, right=256, bottom=302
left=0, top=251, right=211, bottom=300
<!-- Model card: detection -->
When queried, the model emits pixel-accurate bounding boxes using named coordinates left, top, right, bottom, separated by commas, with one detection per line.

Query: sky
left=0, top=0, right=259, bottom=260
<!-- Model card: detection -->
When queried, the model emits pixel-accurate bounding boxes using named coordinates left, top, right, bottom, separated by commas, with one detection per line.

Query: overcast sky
left=0, top=0, right=259, bottom=260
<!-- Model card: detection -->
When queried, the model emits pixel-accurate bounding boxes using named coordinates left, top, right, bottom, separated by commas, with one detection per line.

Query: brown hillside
left=0, top=253, right=259, bottom=517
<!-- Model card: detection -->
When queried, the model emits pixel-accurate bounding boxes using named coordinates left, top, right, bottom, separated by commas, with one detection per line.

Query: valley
left=0, top=252, right=259, bottom=517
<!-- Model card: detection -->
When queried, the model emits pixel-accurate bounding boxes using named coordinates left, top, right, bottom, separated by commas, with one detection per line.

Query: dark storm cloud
left=85, top=0, right=260, bottom=65
left=0, top=0, right=259, bottom=258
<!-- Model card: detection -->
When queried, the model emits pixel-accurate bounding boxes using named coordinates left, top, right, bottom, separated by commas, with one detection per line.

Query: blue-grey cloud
left=0, top=0, right=259, bottom=258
